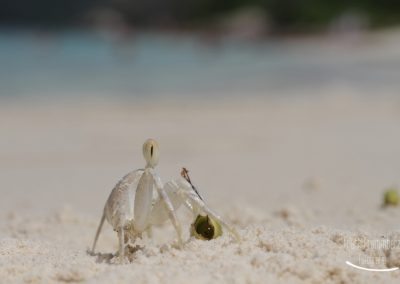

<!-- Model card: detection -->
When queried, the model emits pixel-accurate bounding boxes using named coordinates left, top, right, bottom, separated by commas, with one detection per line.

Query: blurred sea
left=1, top=30, right=400, bottom=100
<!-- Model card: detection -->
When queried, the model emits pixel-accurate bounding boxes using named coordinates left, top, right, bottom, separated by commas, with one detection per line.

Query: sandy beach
left=0, top=94, right=400, bottom=283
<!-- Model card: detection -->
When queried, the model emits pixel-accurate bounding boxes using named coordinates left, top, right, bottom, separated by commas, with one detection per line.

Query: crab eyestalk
left=191, top=215, right=222, bottom=240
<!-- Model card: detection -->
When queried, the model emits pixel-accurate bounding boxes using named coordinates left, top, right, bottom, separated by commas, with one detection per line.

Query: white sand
left=1, top=95, right=400, bottom=283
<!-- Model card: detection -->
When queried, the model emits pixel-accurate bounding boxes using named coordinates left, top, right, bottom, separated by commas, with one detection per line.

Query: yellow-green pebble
left=384, top=188, right=399, bottom=206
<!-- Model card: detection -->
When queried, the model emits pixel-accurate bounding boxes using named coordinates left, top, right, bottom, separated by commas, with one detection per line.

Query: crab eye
left=195, top=216, right=215, bottom=240
left=142, top=139, right=159, bottom=167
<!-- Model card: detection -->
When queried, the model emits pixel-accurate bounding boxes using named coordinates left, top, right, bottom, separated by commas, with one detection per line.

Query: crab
left=90, top=139, right=239, bottom=261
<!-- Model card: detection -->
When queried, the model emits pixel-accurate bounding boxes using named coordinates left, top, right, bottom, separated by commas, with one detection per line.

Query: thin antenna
left=181, top=167, right=204, bottom=201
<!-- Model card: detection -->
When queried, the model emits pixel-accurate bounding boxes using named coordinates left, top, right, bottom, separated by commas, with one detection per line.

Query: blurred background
left=1, top=0, right=400, bottom=230
left=1, top=0, right=400, bottom=99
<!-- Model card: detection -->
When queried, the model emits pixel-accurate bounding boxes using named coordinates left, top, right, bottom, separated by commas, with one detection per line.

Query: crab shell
left=190, top=215, right=223, bottom=240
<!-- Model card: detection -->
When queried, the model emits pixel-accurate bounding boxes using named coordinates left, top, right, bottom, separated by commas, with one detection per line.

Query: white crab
left=91, top=139, right=239, bottom=261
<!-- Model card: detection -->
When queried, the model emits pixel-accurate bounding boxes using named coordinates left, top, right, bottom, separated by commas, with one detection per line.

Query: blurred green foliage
left=1, top=0, right=400, bottom=32
left=174, top=0, right=400, bottom=31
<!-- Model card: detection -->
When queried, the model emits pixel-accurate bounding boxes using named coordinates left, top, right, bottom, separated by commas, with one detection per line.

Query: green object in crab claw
left=191, top=215, right=222, bottom=240
left=384, top=188, right=399, bottom=206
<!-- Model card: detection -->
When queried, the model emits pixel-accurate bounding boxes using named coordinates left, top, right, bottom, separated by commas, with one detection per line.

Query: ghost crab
left=91, top=139, right=239, bottom=261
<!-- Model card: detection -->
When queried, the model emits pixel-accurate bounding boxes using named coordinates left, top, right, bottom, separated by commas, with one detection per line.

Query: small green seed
left=191, top=215, right=223, bottom=240
left=384, top=188, right=399, bottom=206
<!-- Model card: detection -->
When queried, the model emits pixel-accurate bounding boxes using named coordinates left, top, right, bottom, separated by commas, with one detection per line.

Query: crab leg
left=133, top=170, right=154, bottom=232
left=117, top=225, right=125, bottom=260
left=91, top=212, right=105, bottom=253
left=150, top=169, right=183, bottom=247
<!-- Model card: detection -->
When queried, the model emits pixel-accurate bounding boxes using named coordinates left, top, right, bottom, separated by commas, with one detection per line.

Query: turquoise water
left=1, top=30, right=399, bottom=99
